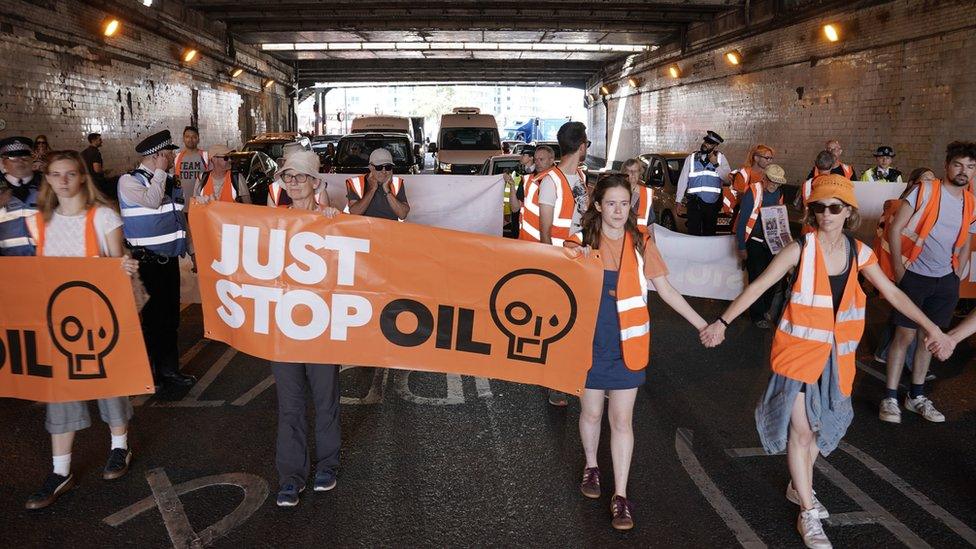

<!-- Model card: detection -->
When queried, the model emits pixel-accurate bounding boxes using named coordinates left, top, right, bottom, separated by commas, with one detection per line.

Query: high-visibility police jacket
left=860, top=166, right=903, bottom=183
left=520, top=166, right=580, bottom=246
left=345, top=175, right=405, bottom=218
left=0, top=172, right=40, bottom=256
left=896, top=179, right=975, bottom=273
left=771, top=232, right=877, bottom=396
left=119, top=168, right=188, bottom=257
left=739, top=182, right=784, bottom=246
left=685, top=154, right=724, bottom=204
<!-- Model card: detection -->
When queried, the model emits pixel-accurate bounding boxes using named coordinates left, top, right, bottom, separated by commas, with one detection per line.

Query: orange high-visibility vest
left=615, top=229, right=651, bottom=371
left=201, top=171, right=237, bottom=202
left=633, top=185, right=654, bottom=227
left=873, top=198, right=902, bottom=280
left=268, top=181, right=290, bottom=208
left=28, top=208, right=100, bottom=257
left=898, top=179, right=976, bottom=272
left=740, top=181, right=785, bottom=245
left=174, top=150, right=210, bottom=181
left=346, top=175, right=403, bottom=201
left=809, top=163, right=853, bottom=181
left=771, top=232, right=877, bottom=395
left=520, top=166, right=581, bottom=246
left=839, top=163, right=854, bottom=179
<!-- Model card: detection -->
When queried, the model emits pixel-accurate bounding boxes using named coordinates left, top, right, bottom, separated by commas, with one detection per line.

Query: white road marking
left=154, top=348, right=236, bottom=408
left=133, top=339, right=210, bottom=407
left=394, top=369, right=465, bottom=405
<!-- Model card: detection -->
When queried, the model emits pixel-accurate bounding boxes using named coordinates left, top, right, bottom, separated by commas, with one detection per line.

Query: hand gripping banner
left=190, top=202, right=603, bottom=394
left=0, top=257, right=154, bottom=402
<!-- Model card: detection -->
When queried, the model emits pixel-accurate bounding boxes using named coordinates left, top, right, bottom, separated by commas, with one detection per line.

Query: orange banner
left=0, top=258, right=154, bottom=402
left=190, top=202, right=603, bottom=394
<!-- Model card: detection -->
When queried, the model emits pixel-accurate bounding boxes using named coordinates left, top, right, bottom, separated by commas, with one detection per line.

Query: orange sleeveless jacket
left=520, top=167, right=581, bottom=246
left=29, top=208, right=100, bottom=257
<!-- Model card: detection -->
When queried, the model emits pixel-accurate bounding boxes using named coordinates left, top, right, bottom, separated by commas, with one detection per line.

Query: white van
left=350, top=116, right=414, bottom=142
left=434, top=108, right=502, bottom=175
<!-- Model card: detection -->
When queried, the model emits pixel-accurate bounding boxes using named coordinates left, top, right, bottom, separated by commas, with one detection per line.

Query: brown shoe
left=25, top=472, right=75, bottom=510
left=580, top=467, right=601, bottom=499
left=103, top=448, right=132, bottom=480
left=610, top=495, right=635, bottom=530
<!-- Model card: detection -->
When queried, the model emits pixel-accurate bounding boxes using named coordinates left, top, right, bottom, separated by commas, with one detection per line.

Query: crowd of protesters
left=2, top=123, right=976, bottom=547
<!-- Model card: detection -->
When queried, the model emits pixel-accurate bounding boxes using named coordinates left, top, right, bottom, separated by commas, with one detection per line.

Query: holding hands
left=924, top=329, right=955, bottom=361
left=700, top=321, right=726, bottom=348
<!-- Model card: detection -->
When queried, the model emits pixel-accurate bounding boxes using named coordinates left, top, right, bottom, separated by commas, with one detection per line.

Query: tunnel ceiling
left=195, top=0, right=744, bottom=88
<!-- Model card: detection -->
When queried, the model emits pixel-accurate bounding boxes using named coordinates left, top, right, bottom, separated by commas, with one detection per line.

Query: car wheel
left=661, top=211, right=677, bottom=231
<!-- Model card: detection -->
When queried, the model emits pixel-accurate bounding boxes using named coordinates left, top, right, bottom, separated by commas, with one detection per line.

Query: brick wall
left=0, top=0, right=293, bottom=174
left=586, top=0, right=976, bottom=184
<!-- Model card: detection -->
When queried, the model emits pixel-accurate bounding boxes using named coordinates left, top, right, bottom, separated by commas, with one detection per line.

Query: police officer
left=860, top=146, right=903, bottom=183
left=0, top=136, right=42, bottom=256
left=117, top=130, right=196, bottom=387
left=676, top=131, right=731, bottom=236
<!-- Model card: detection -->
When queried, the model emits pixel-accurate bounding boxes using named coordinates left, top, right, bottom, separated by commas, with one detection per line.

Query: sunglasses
left=809, top=202, right=847, bottom=215
left=371, top=164, right=394, bottom=172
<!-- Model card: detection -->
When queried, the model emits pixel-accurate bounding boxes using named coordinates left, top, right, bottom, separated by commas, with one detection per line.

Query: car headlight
left=438, top=162, right=452, bottom=172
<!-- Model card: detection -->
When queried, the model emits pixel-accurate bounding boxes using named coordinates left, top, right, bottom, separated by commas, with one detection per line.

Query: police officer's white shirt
left=676, top=151, right=731, bottom=202
left=4, top=173, right=30, bottom=186
left=118, top=163, right=169, bottom=209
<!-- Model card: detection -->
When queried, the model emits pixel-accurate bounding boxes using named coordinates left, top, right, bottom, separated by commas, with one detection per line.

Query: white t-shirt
left=537, top=170, right=588, bottom=236
left=40, top=206, right=123, bottom=257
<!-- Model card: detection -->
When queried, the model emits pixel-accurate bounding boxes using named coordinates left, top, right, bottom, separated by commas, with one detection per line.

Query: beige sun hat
left=274, top=150, right=323, bottom=180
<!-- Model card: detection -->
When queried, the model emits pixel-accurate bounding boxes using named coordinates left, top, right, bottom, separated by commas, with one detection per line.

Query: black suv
left=332, top=133, right=419, bottom=174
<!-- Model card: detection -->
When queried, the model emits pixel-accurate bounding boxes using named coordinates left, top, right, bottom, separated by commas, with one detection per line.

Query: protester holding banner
left=570, top=175, right=708, bottom=530
left=23, top=150, right=140, bottom=510
left=521, top=122, right=590, bottom=406
left=700, top=174, right=954, bottom=549
left=735, top=164, right=787, bottom=328
left=345, top=148, right=409, bottom=220
left=510, top=144, right=555, bottom=218
left=191, top=144, right=250, bottom=204
left=260, top=150, right=344, bottom=507
left=880, top=141, right=976, bottom=425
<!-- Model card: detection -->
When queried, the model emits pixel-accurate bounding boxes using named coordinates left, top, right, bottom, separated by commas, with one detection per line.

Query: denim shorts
left=891, top=270, right=959, bottom=330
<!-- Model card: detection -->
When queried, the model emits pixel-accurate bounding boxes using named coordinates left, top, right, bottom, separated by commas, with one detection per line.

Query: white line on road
left=154, top=347, right=236, bottom=408
left=133, top=339, right=211, bottom=407
left=855, top=359, right=906, bottom=390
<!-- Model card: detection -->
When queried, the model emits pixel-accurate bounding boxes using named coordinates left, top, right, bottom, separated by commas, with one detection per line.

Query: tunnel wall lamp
left=668, top=65, right=682, bottom=79
left=182, top=48, right=198, bottom=62
left=103, top=19, right=120, bottom=37
left=725, top=50, right=742, bottom=66
left=823, top=24, right=841, bottom=42
left=627, top=76, right=642, bottom=89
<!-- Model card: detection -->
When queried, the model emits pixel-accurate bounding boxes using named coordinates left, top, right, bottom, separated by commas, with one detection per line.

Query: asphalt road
left=2, top=294, right=975, bottom=548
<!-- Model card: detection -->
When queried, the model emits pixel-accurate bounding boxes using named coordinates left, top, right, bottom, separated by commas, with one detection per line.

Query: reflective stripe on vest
left=770, top=232, right=874, bottom=395
left=345, top=176, right=404, bottom=217
left=269, top=181, right=290, bottom=208
left=29, top=209, right=100, bottom=257
left=635, top=186, right=653, bottom=226
left=616, top=230, right=650, bottom=371
left=0, top=188, right=38, bottom=256
left=899, top=179, right=975, bottom=271
left=519, top=167, right=580, bottom=246
left=202, top=171, right=237, bottom=202
left=873, top=199, right=902, bottom=280
left=686, top=156, right=723, bottom=203
left=119, top=170, right=187, bottom=256
left=742, top=182, right=785, bottom=243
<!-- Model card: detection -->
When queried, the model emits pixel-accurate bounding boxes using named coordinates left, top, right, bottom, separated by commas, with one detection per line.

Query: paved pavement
left=2, top=294, right=976, bottom=548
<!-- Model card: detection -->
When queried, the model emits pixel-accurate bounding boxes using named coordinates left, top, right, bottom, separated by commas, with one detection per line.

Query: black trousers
left=138, top=259, right=181, bottom=377
left=745, top=239, right=779, bottom=322
left=272, top=362, right=341, bottom=489
left=687, top=196, right=721, bottom=236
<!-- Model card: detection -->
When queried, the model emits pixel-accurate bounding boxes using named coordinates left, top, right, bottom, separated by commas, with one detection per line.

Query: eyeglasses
left=281, top=173, right=311, bottom=183
left=809, top=202, right=847, bottom=215
left=586, top=140, right=592, bottom=147
left=755, top=154, right=774, bottom=161
left=371, top=164, right=394, bottom=171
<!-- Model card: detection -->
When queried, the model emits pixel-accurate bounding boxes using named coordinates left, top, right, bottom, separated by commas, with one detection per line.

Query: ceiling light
left=103, top=19, right=120, bottom=37
left=668, top=65, right=681, bottom=78
left=264, top=78, right=275, bottom=89
left=823, top=24, right=840, bottom=42
left=142, top=0, right=153, bottom=5
left=183, top=48, right=197, bottom=62
left=230, top=67, right=244, bottom=78
left=627, top=76, right=642, bottom=89
left=725, top=50, right=741, bottom=65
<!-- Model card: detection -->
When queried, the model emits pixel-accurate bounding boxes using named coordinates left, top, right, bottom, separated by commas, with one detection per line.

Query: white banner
left=322, top=174, right=504, bottom=236
left=851, top=181, right=907, bottom=242
left=651, top=226, right=747, bottom=301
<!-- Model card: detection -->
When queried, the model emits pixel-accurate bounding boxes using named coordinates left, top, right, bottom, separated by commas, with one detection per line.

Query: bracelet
left=718, top=317, right=730, bottom=327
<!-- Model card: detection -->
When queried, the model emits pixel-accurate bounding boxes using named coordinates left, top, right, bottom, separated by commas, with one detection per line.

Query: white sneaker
left=786, top=482, right=829, bottom=518
left=797, top=509, right=833, bottom=548
left=879, top=397, right=901, bottom=423
left=904, top=395, right=946, bottom=422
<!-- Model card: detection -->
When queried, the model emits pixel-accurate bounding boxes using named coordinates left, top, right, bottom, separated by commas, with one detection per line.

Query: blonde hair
left=745, top=144, right=774, bottom=168
left=37, top=150, right=114, bottom=221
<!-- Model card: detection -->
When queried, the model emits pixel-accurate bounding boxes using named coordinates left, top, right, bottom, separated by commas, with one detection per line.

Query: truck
left=502, top=117, right=570, bottom=143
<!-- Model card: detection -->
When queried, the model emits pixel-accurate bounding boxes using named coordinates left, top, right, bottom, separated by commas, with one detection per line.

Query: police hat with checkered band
left=135, top=130, right=180, bottom=156
left=0, top=136, right=34, bottom=158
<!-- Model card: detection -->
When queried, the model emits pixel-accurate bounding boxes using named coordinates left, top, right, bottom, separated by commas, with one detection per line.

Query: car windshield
left=439, top=128, right=501, bottom=151
left=336, top=136, right=411, bottom=167
left=491, top=159, right=520, bottom=175
left=242, top=142, right=287, bottom=161
left=666, top=159, right=683, bottom=183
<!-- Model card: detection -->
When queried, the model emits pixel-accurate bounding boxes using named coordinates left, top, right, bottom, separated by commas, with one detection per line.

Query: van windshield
left=439, top=128, right=501, bottom=151
left=336, top=136, right=412, bottom=167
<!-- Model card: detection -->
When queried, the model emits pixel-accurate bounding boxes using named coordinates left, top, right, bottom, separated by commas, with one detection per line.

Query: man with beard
left=676, top=131, right=731, bottom=236
left=880, top=141, right=976, bottom=424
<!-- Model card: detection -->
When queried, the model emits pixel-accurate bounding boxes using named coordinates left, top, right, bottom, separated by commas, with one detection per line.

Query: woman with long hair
left=569, top=174, right=708, bottom=530
left=700, top=175, right=954, bottom=548
left=23, top=150, right=139, bottom=510
left=32, top=134, right=51, bottom=171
